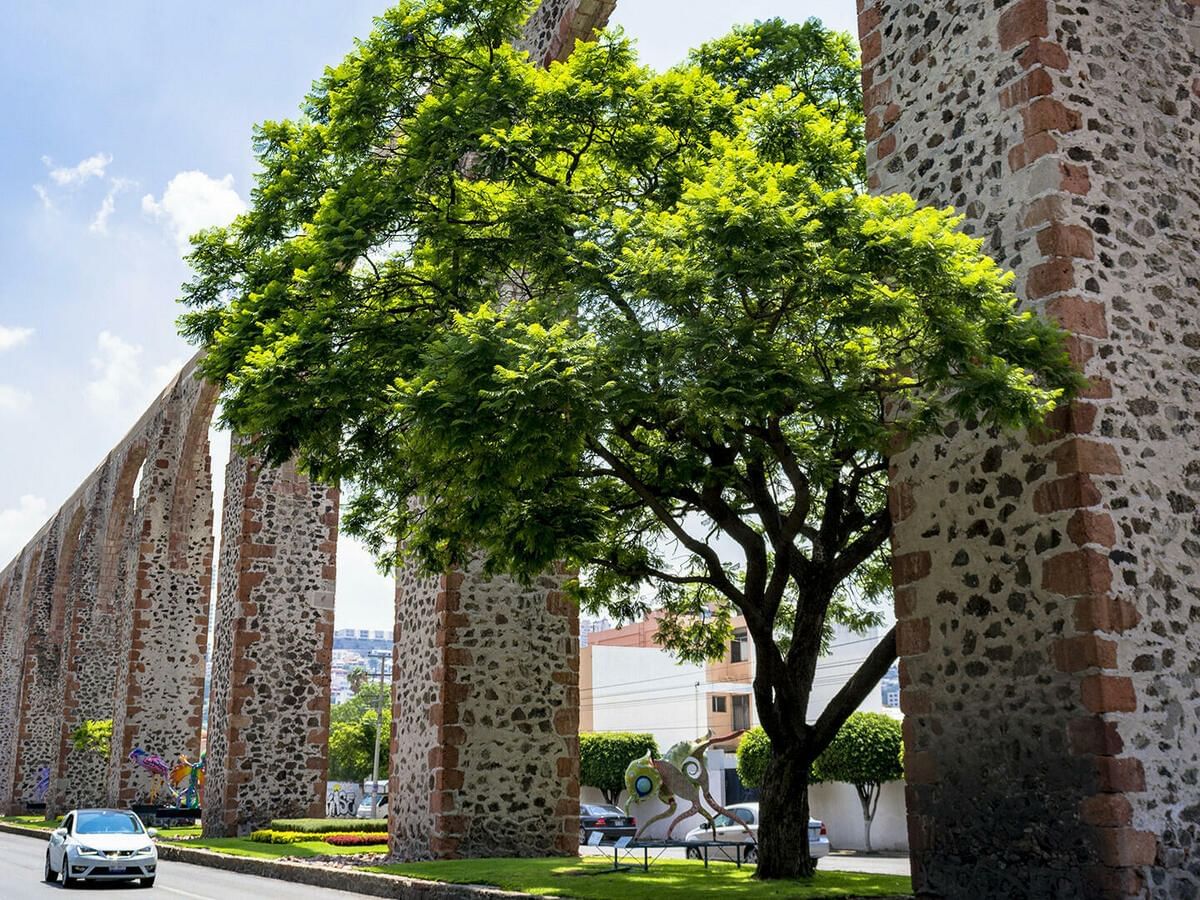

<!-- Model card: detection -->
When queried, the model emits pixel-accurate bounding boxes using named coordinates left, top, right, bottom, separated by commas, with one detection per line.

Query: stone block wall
left=863, top=0, right=1200, bottom=897
left=387, top=0, right=608, bottom=860
left=203, top=446, right=339, bottom=837
left=389, top=558, right=580, bottom=860
left=0, top=546, right=41, bottom=812
left=107, top=365, right=218, bottom=806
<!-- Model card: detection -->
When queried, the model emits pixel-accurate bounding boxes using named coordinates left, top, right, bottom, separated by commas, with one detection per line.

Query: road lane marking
left=158, top=885, right=220, bottom=899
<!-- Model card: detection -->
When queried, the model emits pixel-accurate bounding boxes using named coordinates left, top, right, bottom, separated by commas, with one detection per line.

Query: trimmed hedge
left=269, top=818, right=387, bottom=834
left=250, top=830, right=313, bottom=844
left=323, top=832, right=389, bottom=846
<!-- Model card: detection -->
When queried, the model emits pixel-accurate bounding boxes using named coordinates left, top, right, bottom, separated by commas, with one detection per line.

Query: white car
left=44, top=808, right=158, bottom=888
left=683, top=802, right=831, bottom=866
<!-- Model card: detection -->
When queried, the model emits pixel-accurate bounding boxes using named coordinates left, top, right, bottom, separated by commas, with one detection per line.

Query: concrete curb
left=0, top=824, right=536, bottom=899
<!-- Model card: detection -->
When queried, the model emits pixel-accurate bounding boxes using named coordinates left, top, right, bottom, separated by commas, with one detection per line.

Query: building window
left=732, top=694, right=751, bottom=730
left=711, top=695, right=727, bottom=713
left=730, top=628, right=748, bottom=663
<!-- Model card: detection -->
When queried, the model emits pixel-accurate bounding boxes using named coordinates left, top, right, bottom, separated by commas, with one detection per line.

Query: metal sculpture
left=624, top=730, right=752, bottom=841
left=169, top=754, right=205, bottom=808
left=128, top=747, right=180, bottom=804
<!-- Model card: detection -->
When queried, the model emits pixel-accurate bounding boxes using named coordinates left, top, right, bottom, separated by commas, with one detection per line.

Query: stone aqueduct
left=0, top=1, right=1196, bottom=897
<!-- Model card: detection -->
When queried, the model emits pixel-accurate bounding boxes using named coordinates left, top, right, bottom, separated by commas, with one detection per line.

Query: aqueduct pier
left=1, top=2, right=1197, bottom=897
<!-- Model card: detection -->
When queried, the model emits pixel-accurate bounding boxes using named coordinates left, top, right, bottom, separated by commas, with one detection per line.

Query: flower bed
left=323, top=832, right=389, bottom=846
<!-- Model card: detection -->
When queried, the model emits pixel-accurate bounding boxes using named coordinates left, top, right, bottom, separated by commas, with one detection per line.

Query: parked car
left=579, top=803, right=637, bottom=844
left=683, top=802, right=830, bottom=866
left=357, top=793, right=388, bottom=818
left=44, top=808, right=158, bottom=888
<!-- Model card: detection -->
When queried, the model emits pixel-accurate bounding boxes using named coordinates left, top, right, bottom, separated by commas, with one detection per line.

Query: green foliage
left=270, top=817, right=387, bottom=834
left=580, top=732, right=658, bottom=804
left=251, top=828, right=388, bottom=845
left=250, top=829, right=314, bottom=844
left=70, top=719, right=113, bottom=758
left=329, top=680, right=391, bottom=782
left=811, top=712, right=903, bottom=787
left=179, top=2, right=1080, bottom=870
left=735, top=726, right=771, bottom=790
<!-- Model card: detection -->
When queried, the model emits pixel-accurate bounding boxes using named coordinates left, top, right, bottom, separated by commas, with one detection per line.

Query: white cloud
left=142, top=171, right=246, bottom=253
left=86, top=331, right=182, bottom=418
left=0, top=495, right=49, bottom=566
left=33, top=184, right=53, bottom=211
left=0, top=326, right=33, bottom=351
left=43, top=152, right=112, bottom=187
left=0, top=385, right=33, bottom=413
left=89, top=178, right=134, bottom=235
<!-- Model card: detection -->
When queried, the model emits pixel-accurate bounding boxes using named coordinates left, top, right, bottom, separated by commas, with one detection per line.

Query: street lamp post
left=368, top=650, right=389, bottom=819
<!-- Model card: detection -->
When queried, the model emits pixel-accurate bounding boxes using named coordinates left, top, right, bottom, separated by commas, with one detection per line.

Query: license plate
left=108, top=867, right=127, bottom=874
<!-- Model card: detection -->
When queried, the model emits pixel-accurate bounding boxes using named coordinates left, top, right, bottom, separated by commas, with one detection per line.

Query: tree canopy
left=811, top=711, right=903, bottom=788
left=178, top=0, right=1080, bottom=878
left=579, top=732, right=658, bottom=805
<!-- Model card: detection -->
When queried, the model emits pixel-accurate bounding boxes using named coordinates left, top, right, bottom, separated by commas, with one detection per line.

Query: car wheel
left=140, top=875, right=156, bottom=888
left=808, top=855, right=820, bottom=870
left=686, top=847, right=701, bottom=860
left=743, top=846, right=757, bottom=863
left=579, top=826, right=587, bottom=845
left=43, top=852, right=57, bottom=883
left=61, top=862, right=76, bottom=889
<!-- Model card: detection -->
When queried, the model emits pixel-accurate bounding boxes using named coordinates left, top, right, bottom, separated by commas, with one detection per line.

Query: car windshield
left=75, top=811, right=143, bottom=835
left=584, top=805, right=622, bottom=816
left=713, top=810, right=753, bottom=828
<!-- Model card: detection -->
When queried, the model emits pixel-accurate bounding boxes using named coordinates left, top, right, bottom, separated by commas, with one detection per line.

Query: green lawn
left=0, top=815, right=56, bottom=830
left=371, top=858, right=912, bottom=899
left=161, top=835, right=387, bottom=859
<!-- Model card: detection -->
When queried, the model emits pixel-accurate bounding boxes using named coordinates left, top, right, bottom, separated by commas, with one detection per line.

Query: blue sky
left=0, top=1, right=856, bottom=629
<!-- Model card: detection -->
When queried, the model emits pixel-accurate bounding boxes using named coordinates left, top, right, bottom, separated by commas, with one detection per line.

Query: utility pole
left=368, top=650, right=389, bottom=819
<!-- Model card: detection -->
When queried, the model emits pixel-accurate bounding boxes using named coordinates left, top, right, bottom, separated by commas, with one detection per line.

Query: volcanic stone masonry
left=386, top=0, right=611, bottom=861
left=863, top=1, right=1200, bottom=897
left=202, top=446, right=339, bottom=836
left=1, top=1, right=1197, bottom=896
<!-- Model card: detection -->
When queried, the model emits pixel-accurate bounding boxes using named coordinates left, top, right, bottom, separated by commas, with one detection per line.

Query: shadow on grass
left=370, top=857, right=912, bottom=899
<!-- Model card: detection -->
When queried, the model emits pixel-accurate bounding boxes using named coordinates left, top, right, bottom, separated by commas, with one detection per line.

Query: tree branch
left=809, top=625, right=897, bottom=754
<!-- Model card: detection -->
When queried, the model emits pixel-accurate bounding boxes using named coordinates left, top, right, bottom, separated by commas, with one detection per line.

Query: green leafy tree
left=328, top=708, right=392, bottom=783
left=736, top=725, right=771, bottom=792
left=70, top=719, right=113, bottom=758
left=178, top=1, right=1081, bottom=878
left=331, top=681, right=389, bottom=727
left=812, top=712, right=904, bottom=853
left=580, top=732, right=658, bottom=805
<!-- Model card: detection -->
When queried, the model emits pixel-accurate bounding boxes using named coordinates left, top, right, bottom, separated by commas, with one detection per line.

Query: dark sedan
left=579, top=803, right=637, bottom=844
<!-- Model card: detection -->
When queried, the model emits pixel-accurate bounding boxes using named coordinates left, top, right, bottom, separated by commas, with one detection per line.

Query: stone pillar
left=0, top=548, right=38, bottom=811
left=9, top=512, right=77, bottom=813
left=49, top=475, right=112, bottom=814
left=203, top=444, right=338, bottom=836
left=389, top=558, right=580, bottom=859
left=386, top=0, right=606, bottom=861
left=50, top=445, right=148, bottom=812
left=108, top=373, right=217, bottom=806
left=863, top=1, right=1200, bottom=897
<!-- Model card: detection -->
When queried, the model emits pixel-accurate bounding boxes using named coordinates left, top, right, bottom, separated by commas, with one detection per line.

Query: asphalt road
left=0, top=833, right=366, bottom=900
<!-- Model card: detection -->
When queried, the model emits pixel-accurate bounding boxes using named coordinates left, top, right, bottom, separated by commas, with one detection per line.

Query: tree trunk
left=858, top=786, right=875, bottom=853
left=755, top=743, right=815, bottom=879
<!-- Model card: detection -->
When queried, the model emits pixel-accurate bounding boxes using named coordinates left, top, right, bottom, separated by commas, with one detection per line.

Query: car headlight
left=137, top=845, right=154, bottom=855
left=74, top=845, right=104, bottom=857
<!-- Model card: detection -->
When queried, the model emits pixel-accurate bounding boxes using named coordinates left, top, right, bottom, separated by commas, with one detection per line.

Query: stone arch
left=9, top=510, right=80, bottom=809
left=107, top=363, right=220, bottom=805
left=50, top=444, right=150, bottom=811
